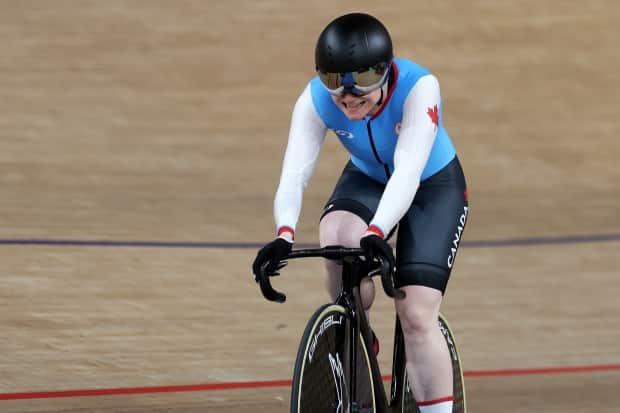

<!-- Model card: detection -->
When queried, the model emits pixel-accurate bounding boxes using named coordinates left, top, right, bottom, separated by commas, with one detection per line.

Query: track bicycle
left=257, top=245, right=466, bottom=413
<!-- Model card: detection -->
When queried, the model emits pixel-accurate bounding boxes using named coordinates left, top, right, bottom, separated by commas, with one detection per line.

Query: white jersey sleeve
left=369, top=74, right=442, bottom=235
left=273, top=84, right=328, bottom=233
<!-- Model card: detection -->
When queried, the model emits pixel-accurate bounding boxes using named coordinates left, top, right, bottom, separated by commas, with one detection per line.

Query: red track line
left=0, top=380, right=292, bottom=401
left=1, top=364, right=619, bottom=401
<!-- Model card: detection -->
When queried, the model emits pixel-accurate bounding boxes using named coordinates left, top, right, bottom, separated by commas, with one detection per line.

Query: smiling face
left=331, top=87, right=384, bottom=120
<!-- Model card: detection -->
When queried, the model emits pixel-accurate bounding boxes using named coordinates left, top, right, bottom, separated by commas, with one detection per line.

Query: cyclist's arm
left=274, top=83, right=328, bottom=239
left=368, top=74, right=441, bottom=236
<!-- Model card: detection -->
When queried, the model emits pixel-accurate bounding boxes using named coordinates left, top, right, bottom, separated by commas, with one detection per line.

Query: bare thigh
left=319, top=210, right=375, bottom=307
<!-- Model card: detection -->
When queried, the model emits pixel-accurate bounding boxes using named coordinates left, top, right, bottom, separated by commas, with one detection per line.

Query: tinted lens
left=317, top=62, right=390, bottom=96
left=351, top=62, right=388, bottom=87
left=318, top=71, right=343, bottom=90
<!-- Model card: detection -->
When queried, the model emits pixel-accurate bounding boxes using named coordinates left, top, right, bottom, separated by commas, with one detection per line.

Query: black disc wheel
left=290, top=304, right=376, bottom=413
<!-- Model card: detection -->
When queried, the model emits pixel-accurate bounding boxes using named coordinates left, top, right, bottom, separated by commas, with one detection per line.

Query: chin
left=342, top=110, right=369, bottom=121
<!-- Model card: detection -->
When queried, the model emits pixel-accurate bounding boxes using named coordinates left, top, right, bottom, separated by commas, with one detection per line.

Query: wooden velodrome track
left=1, top=1, right=619, bottom=412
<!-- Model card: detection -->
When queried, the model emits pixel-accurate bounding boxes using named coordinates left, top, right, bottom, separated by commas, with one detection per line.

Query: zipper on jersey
left=366, top=120, right=391, bottom=179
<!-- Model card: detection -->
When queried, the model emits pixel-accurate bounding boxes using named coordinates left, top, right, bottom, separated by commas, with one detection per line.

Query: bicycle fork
left=340, top=257, right=390, bottom=413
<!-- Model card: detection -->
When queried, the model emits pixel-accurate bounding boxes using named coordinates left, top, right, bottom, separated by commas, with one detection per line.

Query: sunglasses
left=317, top=62, right=390, bottom=96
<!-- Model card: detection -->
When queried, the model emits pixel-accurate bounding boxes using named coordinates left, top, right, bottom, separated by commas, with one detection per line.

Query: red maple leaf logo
left=427, top=104, right=439, bottom=128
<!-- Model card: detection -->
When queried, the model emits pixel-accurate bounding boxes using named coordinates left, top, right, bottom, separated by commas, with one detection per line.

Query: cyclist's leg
left=394, top=157, right=468, bottom=411
left=319, top=210, right=374, bottom=307
left=395, top=286, right=452, bottom=406
left=319, top=161, right=385, bottom=311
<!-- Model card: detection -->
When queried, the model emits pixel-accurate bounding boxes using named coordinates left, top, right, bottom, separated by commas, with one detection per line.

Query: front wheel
left=290, top=304, right=376, bottom=413
left=400, top=313, right=466, bottom=413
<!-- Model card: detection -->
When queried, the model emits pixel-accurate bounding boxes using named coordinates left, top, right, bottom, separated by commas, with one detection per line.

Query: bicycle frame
left=259, top=246, right=407, bottom=412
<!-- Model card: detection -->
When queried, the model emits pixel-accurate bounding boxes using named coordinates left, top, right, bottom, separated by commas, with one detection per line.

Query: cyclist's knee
left=396, top=286, right=442, bottom=339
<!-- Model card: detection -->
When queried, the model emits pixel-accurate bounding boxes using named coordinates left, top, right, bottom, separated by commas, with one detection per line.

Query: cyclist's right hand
left=252, top=237, right=293, bottom=282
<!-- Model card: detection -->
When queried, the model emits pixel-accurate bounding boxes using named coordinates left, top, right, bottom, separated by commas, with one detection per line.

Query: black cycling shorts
left=320, top=156, right=469, bottom=294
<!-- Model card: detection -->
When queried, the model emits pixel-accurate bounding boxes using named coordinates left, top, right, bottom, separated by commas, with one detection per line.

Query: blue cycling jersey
left=310, top=58, right=456, bottom=183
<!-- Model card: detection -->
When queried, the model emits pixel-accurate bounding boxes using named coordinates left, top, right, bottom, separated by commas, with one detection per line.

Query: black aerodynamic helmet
left=315, top=13, right=393, bottom=95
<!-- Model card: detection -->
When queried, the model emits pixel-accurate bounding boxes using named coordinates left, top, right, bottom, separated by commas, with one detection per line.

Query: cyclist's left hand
left=360, top=229, right=395, bottom=271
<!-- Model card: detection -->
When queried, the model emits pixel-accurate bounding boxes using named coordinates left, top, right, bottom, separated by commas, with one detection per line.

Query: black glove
left=360, top=233, right=395, bottom=271
left=252, top=237, right=293, bottom=282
